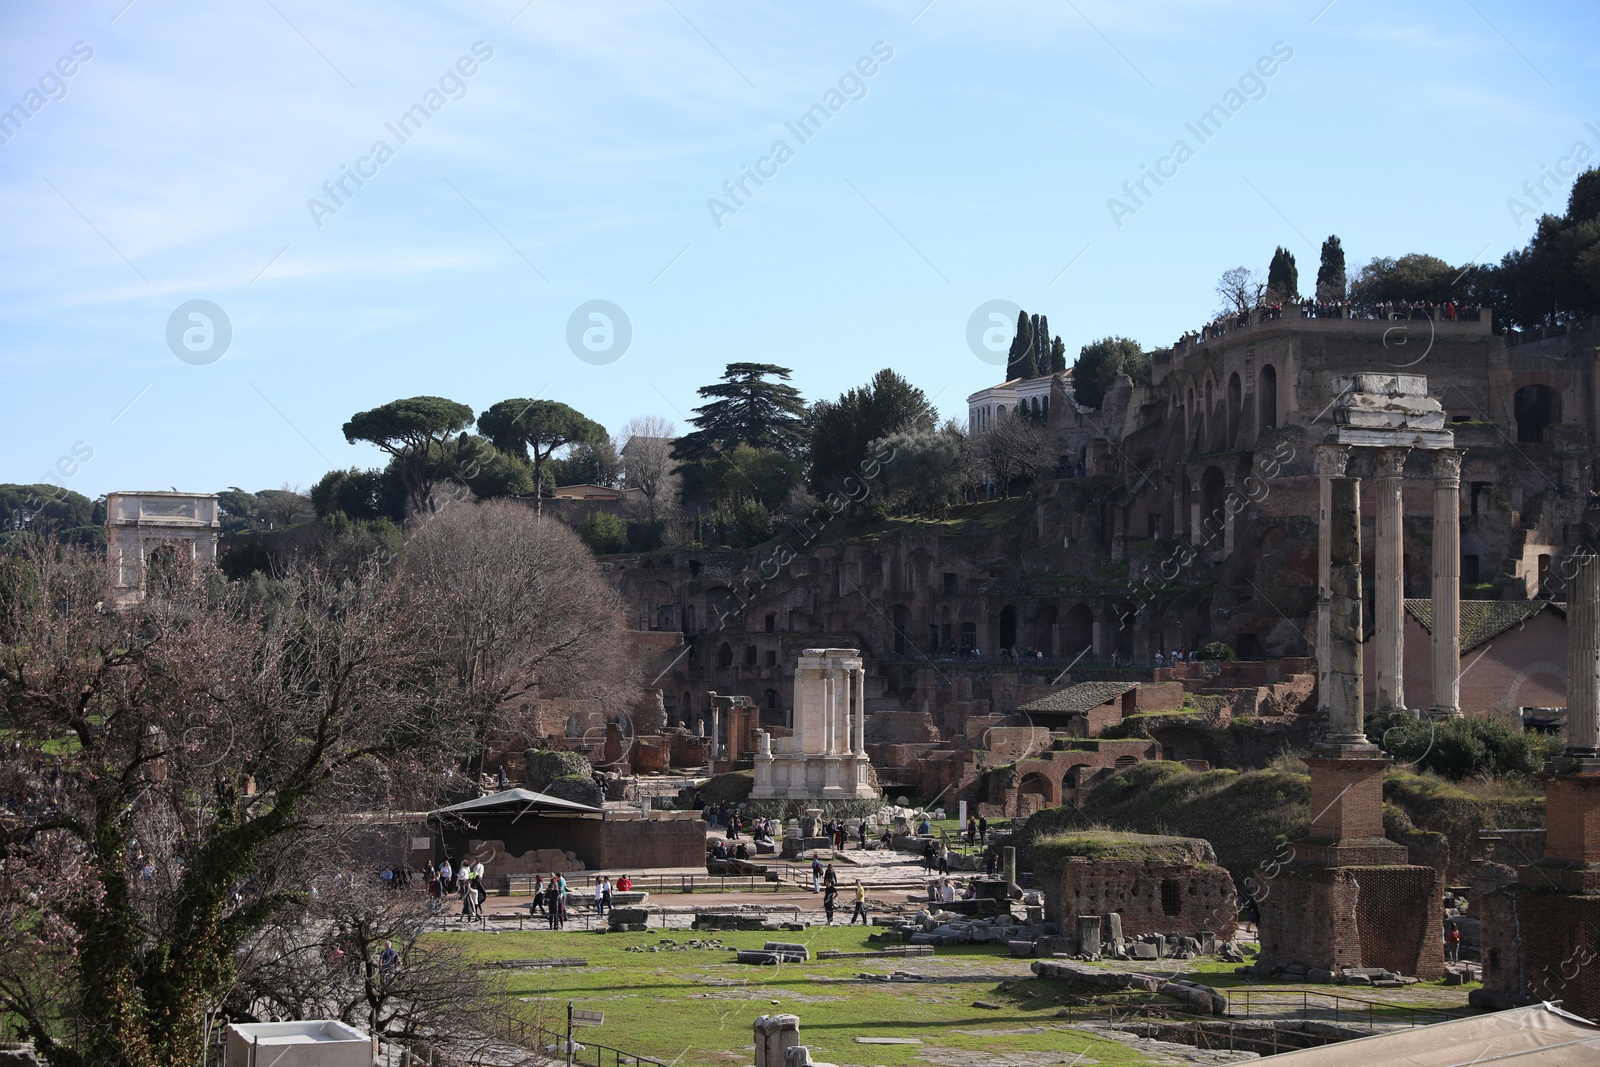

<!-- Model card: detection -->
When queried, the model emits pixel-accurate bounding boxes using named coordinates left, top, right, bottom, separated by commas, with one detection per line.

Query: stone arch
left=1017, top=771, right=1056, bottom=805
left=999, top=605, right=1019, bottom=650
left=1227, top=372, right=1243, bottom=447
left=716, top=642, right=733, bottom=668
left=892, top=603, right=912, bottom=655
left=744, top=644, right=758, bottom=668
left=1200, top=466, right=1227, bottom=542
left=1515, top=384, right=1559, bottom=442
left=1062, top=603, right=1094, bottom=656
left=1030, top=604, right=1056, bottom=655
left=1258, top=364, right=1278, bottom=429
left=764, top=688, right=779, bottom=710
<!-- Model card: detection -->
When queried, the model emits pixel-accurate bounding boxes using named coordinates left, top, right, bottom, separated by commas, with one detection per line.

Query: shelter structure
left=1258, top=376, right=1447, bottom=979
left=429, top=787, right=704, bottom=882
left=1239, top=1003, right=1599, bottom=1066
left=751, top=649, right=878, bottom=800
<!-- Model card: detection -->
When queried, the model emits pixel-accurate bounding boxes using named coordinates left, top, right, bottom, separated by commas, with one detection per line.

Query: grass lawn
left=454, top=924, right=1173, bottom=1066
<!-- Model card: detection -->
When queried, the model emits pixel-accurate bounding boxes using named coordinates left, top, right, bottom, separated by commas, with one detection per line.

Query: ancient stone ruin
left=104, top=490, right=220, bottom=608
left=751, top=648, right=878, bottom=800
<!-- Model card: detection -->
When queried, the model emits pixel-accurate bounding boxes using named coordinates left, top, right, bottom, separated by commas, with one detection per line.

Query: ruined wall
left=1036, top=846, right=1237, bottom=939
left=1259, top=863, right=1445, bottom=979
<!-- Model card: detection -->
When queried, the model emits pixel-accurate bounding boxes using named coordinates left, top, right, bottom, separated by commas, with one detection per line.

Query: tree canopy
left=1315, top=235, right=1346, bottom=301
left=1070, top=336, right=1148, bottom=410
left=673, top=363, right=808, bottom=460
left=1266, top=246, right=1298, bottom=302
left=1215, top=266, right=1265, bottom=315
left=1349, top=253, right=1460, bottom=307
left=341, top=396, right=474, bottom=516
left=807, top=368, right=936, bottom=496
left=477, top=399, right=605, bottom=512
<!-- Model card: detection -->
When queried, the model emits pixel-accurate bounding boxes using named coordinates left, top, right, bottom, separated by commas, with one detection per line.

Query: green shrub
left=1202, top=641, right=1234, bottom=661
left=1371, top=711, right=1560, bottom=780
left=579, top=512, right=628, bottom=554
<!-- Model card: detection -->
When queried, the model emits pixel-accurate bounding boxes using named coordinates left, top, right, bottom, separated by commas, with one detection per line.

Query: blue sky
left=3, top=0, right=1597, bottom=498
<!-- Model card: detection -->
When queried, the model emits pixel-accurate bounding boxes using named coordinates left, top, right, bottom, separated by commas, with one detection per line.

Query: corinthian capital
left=1374, top=447, right=1410, bottom=479
left=1432, top=448, right=1463, bottom=483
left=1314, top=444, right=1351, bottom=479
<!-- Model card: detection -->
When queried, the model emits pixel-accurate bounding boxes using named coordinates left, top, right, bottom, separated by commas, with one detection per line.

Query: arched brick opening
left=1259, top=364, right=1278, bottom=429
left=1062, top=603, right=1093, bottom=656
left=1514, top=384, right=1559, bottom=442
left=1227, top=372, right=1242, bottom=447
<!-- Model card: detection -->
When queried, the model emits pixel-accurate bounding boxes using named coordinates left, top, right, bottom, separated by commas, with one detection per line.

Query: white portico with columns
left=751, top=648, right=878, bottom=801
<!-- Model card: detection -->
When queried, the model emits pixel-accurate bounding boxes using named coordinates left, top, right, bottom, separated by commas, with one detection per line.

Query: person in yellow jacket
left=850, top=881, right=868, bottom=925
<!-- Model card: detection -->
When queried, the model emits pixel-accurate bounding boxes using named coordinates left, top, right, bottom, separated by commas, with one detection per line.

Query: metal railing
left=1226, top=988, right=1465, bottom=1032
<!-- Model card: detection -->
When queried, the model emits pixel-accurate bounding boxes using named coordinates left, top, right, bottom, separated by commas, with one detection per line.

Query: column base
left=1426, top=705, right=1463, bottom=720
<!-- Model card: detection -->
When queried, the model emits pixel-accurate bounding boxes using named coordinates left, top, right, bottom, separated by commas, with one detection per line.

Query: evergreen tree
left=808, top=369, right=936, bottom=496
left=1070, top=336, right=1146, bottom=410
left=1031, top=314, right=1050, bottom=377
left=672, top=363, right=809, bottom=461
left=1315, top=235, right=1347, bottom=302
left=1004, top=311, right=1036, bottom=381
left=1265, top=246, right=1298, bottom=302
left=1049, top=336, right=1067, bottom=374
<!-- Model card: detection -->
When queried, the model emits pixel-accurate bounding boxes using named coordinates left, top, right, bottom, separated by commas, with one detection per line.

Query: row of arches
left=1172, top=364, right=1277, bottom=458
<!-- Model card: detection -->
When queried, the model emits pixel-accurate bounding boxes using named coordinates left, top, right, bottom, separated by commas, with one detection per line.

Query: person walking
left=850, top=881, right=868, bottom=925
left=857, top=820, right=868, bottom=850
left=530, top=875, right=546, bottom=917
left=601, top=875, right=613, bottom=915
left=822, top=882, right=838, bottom=925
left=823, top=863, right=838, bottom=892
left=593, top=878, right=606, bottom=916
left=977, top=816, right=988, bottom=845
left=459, top=869, right=478, bottom=923
left=1446, top=920, right=1462, bottom=962
left=811, top=857, right=823, bottom=893
left=545, top=876, right=561, bottom=930
left=922, top=840, right=936, bottom=874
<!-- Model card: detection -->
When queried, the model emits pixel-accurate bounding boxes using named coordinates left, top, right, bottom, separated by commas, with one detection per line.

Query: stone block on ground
left=608, top=907, right=650, bottom=926
left=1030, top=959, right=1161, bottom=993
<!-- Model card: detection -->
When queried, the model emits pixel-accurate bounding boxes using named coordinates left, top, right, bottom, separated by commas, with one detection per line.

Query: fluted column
left=1315, top=445, right=1351, bottom=719
left=1373, top=447, right=1411, bottom=716
left=1430, top=450, right=1463, bottom=719
left=822, top=673, right=835, bottom=755
left=1569, top=553, right=1600, bottom=757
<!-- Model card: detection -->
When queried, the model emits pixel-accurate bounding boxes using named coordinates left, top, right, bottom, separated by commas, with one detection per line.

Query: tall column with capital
left=1373, top=447, right=1411, bottom=715
left=1430, top=450, right=1463, bottom=719
left=1315, top=445, right=1351, bottom=718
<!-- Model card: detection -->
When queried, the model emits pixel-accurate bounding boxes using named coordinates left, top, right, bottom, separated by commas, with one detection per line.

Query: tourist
left=379, top=941, right=400, bottom=985
left=938, top=846, right=950, bottom=876
left=850, top=881, right=868, bottom=925
left=593, top=878, right=606, bottom=916
left=1446, top=920, right=1462, bottom=962
left=939, top=879, right=956, bottom=903
left=459, top=869, right=478, bottom=923
left=978, top=816, right=988, bottom=845
left=823, top=863, right=838, bottom=891
left=857, top=820, right=868, bottom=850
left=617, top=873, right=632, bottom=892
left=966, top=816, right=977, bottom=846
left=1154, top=651, right=1164, bottom=668
left=545, top=875, right=562, bottom=930
left=926, top=879, right=939, bottom=903
left=834, top=823, right=845, bottom=850
left=811, top=857, right=823, bottom=893
left=822, top=882, right=838, bottom=925
left=734, top=842, right=751, bottom=860
left=530, top=875, right=546, bottom=916
left=922, top=840, right=936, bottom=873
left=439, top=858, right=453, bottom=894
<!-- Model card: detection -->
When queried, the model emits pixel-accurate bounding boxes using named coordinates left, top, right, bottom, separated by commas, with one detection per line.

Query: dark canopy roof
left=429, top=787, right=603, bottom=818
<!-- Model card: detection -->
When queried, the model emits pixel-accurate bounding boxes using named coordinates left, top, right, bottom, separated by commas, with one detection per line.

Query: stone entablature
left=105, top=491, right=220, bottom=609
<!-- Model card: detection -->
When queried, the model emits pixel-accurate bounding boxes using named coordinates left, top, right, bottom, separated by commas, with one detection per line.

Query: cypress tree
left=1049, top=336, right=1067, bottom=374
left=1316, top=235, right=1347, bottom=302
left=1266, top=246, right=1298, bottom=303
left=1005, top=310, right=1036, bottom=380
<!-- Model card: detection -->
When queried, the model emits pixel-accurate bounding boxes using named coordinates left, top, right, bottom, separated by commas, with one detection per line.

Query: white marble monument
left=751, top=648, right=878, bottom=801
left=105, top=491, right=221, bottom=609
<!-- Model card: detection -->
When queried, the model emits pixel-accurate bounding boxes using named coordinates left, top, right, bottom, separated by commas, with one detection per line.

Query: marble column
left=822, top=674, right=835, bottom=755
left=791, top=668, right=805, bottom=754
left=1373, top=447, right=1411, bottom=716
left=1325, top=475, right=1368, bottom=746
left=853, top=668, right=866, bottom=754
left=1315, top=445, right=1351, bottom=719
left=1430, top=450, right=1463, bottom=719
left=1568, top=553, right=1600, bottom=758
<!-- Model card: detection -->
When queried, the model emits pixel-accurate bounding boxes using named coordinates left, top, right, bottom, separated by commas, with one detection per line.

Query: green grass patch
left=454, top=925, right=1158, bottom=1065
left=1031, top=830, right=1203, bottom=866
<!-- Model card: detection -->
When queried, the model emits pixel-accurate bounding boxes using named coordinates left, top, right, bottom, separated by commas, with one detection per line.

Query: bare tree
left=1215, top=266, right=1265, bottom=315
left=972, top=414, right=1054, bottom=497
left=619, top=415, right=679, bottom=520
left=258, top=481, right=310, bottom=528
left=400, top=500, right=630, bottom=754
left=0, top=539, right=480, bottom=1067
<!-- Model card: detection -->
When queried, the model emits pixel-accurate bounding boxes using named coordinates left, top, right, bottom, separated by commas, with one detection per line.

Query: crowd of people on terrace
left=1178, top=298, right=1484, bottom=348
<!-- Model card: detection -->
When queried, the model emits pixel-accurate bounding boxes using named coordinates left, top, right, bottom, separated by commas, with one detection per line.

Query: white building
left=967, top=373, right=1066, bottom=430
